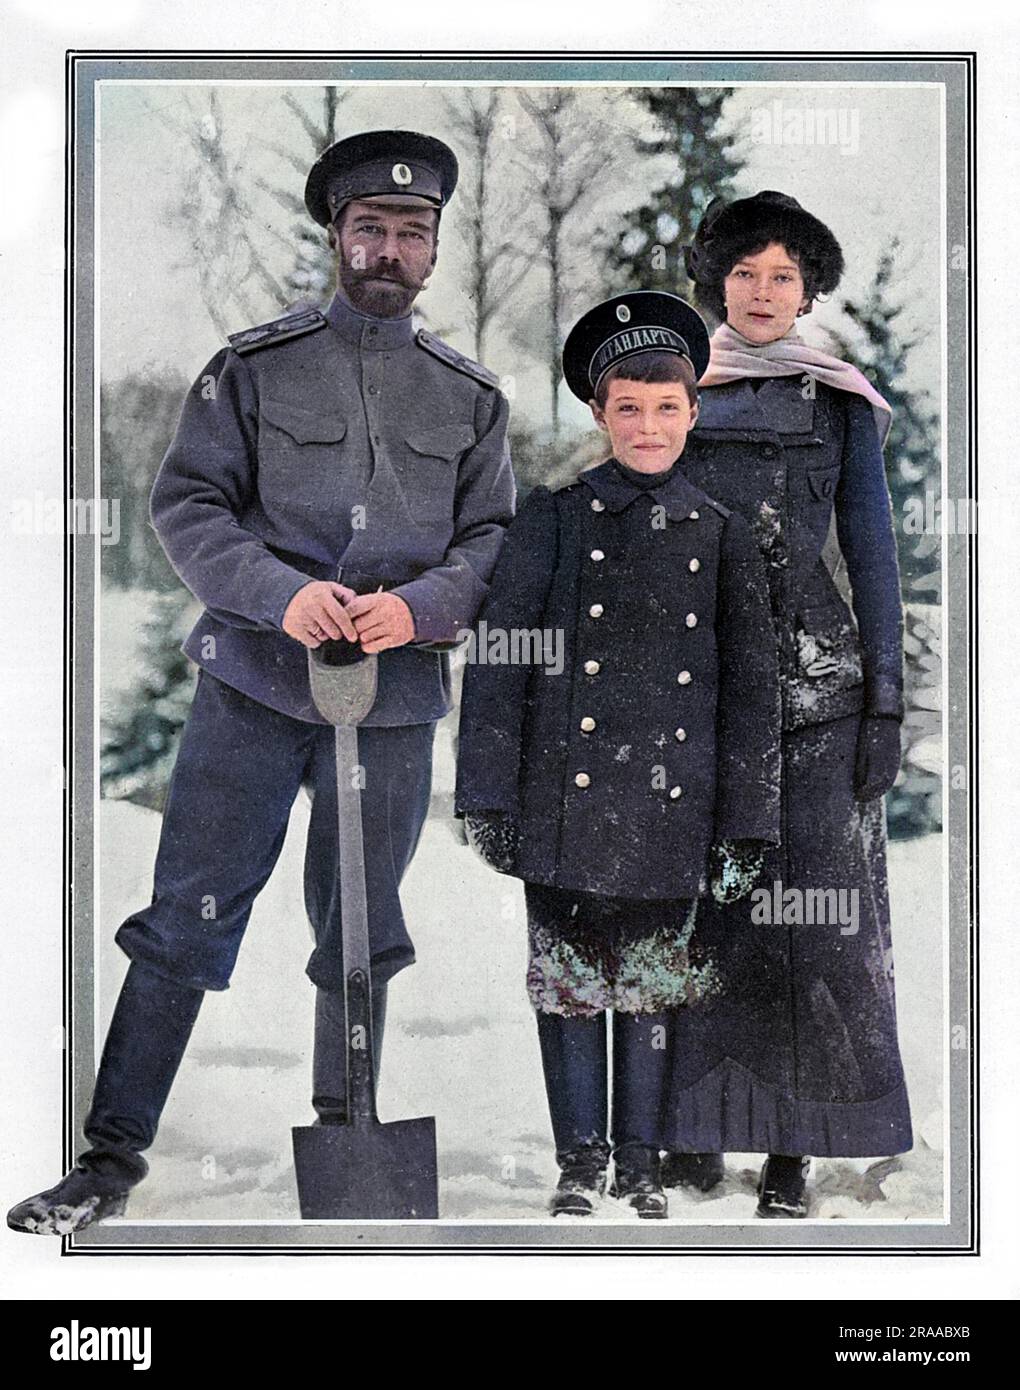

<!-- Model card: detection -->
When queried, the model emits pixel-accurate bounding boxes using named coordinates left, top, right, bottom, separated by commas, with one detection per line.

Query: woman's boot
left=661, top=1151, right=725, bottom=1193
left=756, top=1153, right=811, bottom=1218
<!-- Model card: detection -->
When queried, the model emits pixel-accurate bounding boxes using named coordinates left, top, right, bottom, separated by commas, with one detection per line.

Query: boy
left=455, top=293, right=781, bottom=1218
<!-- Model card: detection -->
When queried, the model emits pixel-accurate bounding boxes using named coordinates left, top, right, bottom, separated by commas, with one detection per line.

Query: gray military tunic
left=150, top=292, right=516, bottom=726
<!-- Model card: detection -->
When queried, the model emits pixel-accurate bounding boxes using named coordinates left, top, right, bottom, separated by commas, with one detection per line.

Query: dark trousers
left=81, top=671, right=434, bottom=1187
left=536, top=1010, right=672, bottom=1162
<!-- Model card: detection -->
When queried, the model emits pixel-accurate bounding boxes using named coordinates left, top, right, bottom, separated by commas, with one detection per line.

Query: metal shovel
left=292, top=636, right=438, bottom=1220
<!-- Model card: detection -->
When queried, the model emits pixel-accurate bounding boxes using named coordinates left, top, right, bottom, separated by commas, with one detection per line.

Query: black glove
left=464, top=811, right=519, bottom=875
left=710, top=839, right=767, bottom=904
left=854, top=716, right=902, bottom=801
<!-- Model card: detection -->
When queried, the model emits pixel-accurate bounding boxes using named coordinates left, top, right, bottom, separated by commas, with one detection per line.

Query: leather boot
left=8, top=961, right=205, bottom=1235
left=610, top=1142, right=668, bottom=1219
left=661, top=1151, right=725, bottom=1193
left=756, top=1153, right=811, bottom=1218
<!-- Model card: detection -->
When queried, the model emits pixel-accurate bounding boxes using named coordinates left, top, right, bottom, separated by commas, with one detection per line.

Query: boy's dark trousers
left=536, top=1010, right=672, bottom=1159
left=78, top=669, right=434, bottom=1190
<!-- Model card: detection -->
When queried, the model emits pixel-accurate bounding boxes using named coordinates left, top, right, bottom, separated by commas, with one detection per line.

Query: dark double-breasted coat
left=455, top=458, right=782, bottom=901
left=662, top=376, right=914, bottom=1157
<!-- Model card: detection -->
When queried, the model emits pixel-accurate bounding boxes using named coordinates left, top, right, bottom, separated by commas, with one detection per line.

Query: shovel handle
left=346, top=968, right=378, bottom=1124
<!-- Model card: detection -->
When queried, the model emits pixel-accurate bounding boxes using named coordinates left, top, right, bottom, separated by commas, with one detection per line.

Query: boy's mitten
left=465, top=811, right=519, bottom=875
left=710, top=839, right=767, bottom=904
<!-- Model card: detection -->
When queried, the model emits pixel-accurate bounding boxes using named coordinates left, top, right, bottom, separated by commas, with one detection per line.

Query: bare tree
left=516, top=89, right=638, bottom=436
left=153, top=87, right=349, bottom=334
left=441, top=89, right=537, bottom=362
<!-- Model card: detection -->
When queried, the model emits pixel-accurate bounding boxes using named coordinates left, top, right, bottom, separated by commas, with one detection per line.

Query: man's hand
left=282, top=581, right=358, bottom=648
left=344, top=592, right=416, bottom=653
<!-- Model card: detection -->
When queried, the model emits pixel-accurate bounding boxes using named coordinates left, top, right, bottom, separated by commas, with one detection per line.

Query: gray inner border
left=67, top=52, right=974, bottom=1254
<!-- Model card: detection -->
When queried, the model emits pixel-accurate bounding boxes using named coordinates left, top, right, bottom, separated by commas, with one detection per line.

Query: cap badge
left=392, top=163, right=413, bottom=186
left=616, top=303, right=631, bottom=323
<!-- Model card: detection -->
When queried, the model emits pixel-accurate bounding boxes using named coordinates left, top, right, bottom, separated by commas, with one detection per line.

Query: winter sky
left=98, top=79, right=942, bottom=435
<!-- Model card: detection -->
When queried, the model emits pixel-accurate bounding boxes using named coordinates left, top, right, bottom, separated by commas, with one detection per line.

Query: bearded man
left=9, top=129, right=515, bottom=1234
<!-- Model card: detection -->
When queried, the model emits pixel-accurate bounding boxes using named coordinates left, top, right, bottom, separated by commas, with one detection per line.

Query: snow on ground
left=95, top=720, right=944, bottom=1228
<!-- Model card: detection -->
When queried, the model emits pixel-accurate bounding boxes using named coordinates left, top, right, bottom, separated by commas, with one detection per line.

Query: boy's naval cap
left=562, top=291, right=711, bottom=402
left=305, top=130, right=459, bottom=227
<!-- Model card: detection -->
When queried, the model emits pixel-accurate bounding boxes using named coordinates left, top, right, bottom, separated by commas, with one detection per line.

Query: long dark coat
left=455, top=459, right=782, bottom=900
left=661, top=377, right=913, bottom=1157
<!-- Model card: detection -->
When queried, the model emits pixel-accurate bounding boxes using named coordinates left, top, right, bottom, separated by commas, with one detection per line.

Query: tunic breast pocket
left=402, top=424, right=475, bottom=517
left=257, top=399, right=347, bottom=515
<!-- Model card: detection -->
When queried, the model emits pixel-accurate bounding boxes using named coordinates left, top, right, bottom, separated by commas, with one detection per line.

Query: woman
left=456, top=293, right=782, bottom=1219
left=660, top=191, right=913, bottom=1217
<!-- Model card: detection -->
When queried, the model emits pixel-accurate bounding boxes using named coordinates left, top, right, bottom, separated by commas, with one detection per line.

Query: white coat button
left=584, top=660, right=601, bottom=675
left=669, top=785, right=683, bottom=799
left=591, top=499, right=605, bottom=512
left=686, top=613, right=698, bottom=628
left=689, top=509, right=699, bottom=520
left=590, top=549, right=605, bottom=561
left=689, top=558, right=701, bottom=572
left=580, top=716, right=596, bottom=733
left=574, top=772, right=591, bottom=788
left=675, top=727, right=687, bottom=741
left=677, top=670, right=692, bottom=685
left=589, top=604, right=604, bottom=618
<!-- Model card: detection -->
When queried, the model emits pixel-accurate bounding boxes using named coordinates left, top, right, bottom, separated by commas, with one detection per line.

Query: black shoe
left=661, top=1151, right=725, bottom=1194
left=549, top=1141, right=610, bottom=1217
left=610, top=1143, right=668, bottom=1219
left=7, top=1167, right=131, bottom=1236
left=756, top=1154, right=811, bottom=1219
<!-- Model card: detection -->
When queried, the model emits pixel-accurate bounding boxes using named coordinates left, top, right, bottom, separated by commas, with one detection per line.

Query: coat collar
left=580, top=459, right=707, bottom=523
left=325, top=291, right=416, bottom=352
left=694, top=376, right=816, bottom=437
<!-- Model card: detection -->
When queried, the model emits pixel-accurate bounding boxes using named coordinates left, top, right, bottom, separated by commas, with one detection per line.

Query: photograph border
left=63, top=49, right=976, bottom=1255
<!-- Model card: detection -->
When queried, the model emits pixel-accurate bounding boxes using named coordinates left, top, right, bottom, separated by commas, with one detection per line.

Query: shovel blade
left=292, top=1116, right=438, bottom=1220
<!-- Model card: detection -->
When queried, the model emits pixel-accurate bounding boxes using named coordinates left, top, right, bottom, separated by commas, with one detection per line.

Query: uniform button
left=689, top=509, right=699, bottom=520
left=584, top=660, right=601, bottom=675
left=574, top=772, right=591, bottom=788
left=762, top=444, right=777, bottom=458
left=589, top=604, right=604, bottom=618
left=590, top=549, right=605, bottom=562
left=689, top=558, right=701, bottom=573
left=367, top=326, right=378, bottom=337
left=580, top=716, right=596, bottom=733
left=368, top=385, right=378, bottom=396
left=669, top=786, right=683, bottom=799
left=677, top=670, right=692, bottom=685
left=591, top=499, right=605, bottom=512
left=686, top=613, right=698, bottom=628
left=675, top=727, right=687, bottom=741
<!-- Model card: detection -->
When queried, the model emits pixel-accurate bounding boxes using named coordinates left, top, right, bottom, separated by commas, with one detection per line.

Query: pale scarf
left=701, top=321, right=893, bottom=447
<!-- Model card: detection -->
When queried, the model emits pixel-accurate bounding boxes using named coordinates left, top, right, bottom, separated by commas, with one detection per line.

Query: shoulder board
left=227, top=308, right=327, bottom=356
left=704, top=497, right=732, bottom=520
left=415, top=329, right=499, bottom=388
